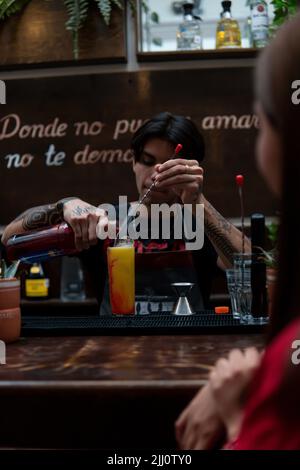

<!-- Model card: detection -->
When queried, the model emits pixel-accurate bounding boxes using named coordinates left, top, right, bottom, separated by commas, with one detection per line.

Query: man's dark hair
left=131, top=112, right=205, bottom=164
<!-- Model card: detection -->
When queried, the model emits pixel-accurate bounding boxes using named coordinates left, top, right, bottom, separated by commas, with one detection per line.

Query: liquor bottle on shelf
left=25, top=263, right=49, bottom=300
left=176, top=1, right=202, bottom=51
left=245, top=16, right=253, bottom=48
left=250, top=0, right=269, bottom=48
left=216, top=1, right=241, bottom=49
left=5, top=223, right=78, bottom=264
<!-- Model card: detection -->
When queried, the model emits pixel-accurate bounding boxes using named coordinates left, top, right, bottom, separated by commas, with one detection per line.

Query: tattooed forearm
left=204, top=199, right=232, bottom=234
left=205, top=221, right=236, bottom=265
left=14, top=209, right=31, bottom=223
left=71, top=205, right=98, bottom=217
left=201, top=196, right=251, bottom=266
left=22, top=204, right=62, bottom=230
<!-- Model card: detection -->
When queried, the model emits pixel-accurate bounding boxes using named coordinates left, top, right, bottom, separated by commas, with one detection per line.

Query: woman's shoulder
left=231, top=318, right=300, bottom=450
left=270, top=317, right=300, bottom=403
left=264, top=317, right=300, bottom=366
left=247, top=317, right=300, bottom=405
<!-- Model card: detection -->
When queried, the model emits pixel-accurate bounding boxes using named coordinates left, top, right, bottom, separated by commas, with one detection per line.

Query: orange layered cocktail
left=107, top=240, right=135, bottom=315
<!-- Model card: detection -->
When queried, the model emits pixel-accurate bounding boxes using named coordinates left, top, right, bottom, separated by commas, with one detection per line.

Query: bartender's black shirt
left=79, top=205, right=218, bottom=310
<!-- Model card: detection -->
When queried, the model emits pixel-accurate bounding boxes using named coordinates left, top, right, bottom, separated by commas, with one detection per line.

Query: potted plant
left=0, top=259, right=21, bottom=343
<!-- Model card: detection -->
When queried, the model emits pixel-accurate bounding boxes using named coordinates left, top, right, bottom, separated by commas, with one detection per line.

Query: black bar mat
left=21, top=312, right=266, bottom=336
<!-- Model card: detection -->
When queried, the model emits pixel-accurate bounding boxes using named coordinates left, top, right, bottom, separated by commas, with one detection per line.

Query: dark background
left=0, top=67, right=277, bottom=225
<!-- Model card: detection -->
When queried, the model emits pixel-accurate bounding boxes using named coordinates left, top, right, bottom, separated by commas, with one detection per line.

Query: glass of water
left=226, top=269, right=241, bottom=320
left=235, top=268, right=252, bottom=324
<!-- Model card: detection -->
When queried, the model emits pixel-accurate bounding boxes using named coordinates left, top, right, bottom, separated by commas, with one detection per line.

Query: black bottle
left=251, top=213, right=268, bottom=318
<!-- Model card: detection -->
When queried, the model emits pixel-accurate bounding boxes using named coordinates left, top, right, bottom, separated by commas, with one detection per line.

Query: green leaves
left=64, top=0, right=89, bottom=31
left=152, top=36, right=162, bottom=46
left=257, top=246, right=278, bottom=268
left=95, top=0, right=111, bottom=25
left=111, top=0, right=123, bottom=9
left=141, top=0, right=149, bottom=14
left=271, top=0, right=298, bottom=26
left=150, top=11, right=159, bottom=23
left=64, top=0, right=125, bottom=58
left=0, top=0, right=30, bottom=20
left=0, top=259, right=20, bottom=279
left=64, top=0, right=89, bottom=59
left=94, top=0, right=126, bottom=26
left=0, top=0, right=128, bottom=58
left=266, top=222, right=279, bottom=246
left=257, top=222, right=279, bottom=269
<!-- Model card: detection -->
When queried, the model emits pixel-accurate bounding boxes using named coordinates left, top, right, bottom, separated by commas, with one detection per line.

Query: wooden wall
left=0, top=67, right=277, bottom=224
left=0, top=0, right=127, bottom=68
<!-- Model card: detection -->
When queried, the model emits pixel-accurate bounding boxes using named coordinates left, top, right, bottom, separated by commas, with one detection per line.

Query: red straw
left=175, top=143, right=183, bottom=154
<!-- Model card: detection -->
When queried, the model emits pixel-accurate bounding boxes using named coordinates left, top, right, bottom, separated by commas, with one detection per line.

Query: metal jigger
left=171, top=283, right=195, bottom=316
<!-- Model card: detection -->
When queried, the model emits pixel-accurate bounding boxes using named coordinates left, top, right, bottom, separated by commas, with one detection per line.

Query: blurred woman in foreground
left=176, top=12, right=300, bottom=450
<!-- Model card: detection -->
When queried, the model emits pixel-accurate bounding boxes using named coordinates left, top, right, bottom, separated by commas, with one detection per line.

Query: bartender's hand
left=209, top=348, right=262, bottom=442
left=175, top=383, right=225, bottom=450
left=61, top=198, right=107, bottom=251
left=153, top=159, right=204, bottom=204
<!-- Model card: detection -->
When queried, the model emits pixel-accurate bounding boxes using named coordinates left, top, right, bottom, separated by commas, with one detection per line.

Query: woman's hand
left=153, top=159, right=204, bottom=204
left=62, top=198, right=107, bottom=251
left=175, top=383, right=225, bottom=450
left=209, top=348, right=262, bottom=442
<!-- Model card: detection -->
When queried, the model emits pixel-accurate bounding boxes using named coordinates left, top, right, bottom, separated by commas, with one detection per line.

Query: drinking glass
left=107, top=238, right=135, bottom=315
left=235, top=268, right=253, bottom=324
left=226, top=269, right=241, bottom=319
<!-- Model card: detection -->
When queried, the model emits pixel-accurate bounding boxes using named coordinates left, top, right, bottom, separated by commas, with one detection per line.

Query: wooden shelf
left=137, top=48, right=259, bottom=62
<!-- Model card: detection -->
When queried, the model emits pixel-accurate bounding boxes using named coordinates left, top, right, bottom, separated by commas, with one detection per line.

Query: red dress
left=229, top=318, right=300, bottom=450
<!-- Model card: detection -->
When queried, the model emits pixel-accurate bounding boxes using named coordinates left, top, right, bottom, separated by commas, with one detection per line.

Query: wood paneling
left=0, top=68, right=277, bottom=225
left=0, top=0, right=127, bottom=68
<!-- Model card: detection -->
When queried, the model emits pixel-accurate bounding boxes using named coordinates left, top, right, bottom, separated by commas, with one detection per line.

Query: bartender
left=2, top=112, right=250, bottom=314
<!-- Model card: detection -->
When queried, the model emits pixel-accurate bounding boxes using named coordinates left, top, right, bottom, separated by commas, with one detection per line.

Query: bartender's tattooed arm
left=200, top=195, right=251, bottom=269
left=18, top=197, right=80, bottom=230
left=1, top=197, right=78, bottom=245
left=21, top=204, right=62, bottom=230
left=1, top=204, right=61, bottom=245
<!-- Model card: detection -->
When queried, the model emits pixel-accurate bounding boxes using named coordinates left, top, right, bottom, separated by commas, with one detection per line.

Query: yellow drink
left=107, top=242, right=135, bottom=315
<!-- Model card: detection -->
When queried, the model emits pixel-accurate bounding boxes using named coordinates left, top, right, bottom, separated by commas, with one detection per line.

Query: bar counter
left=0, top=332, right=264, bottom=450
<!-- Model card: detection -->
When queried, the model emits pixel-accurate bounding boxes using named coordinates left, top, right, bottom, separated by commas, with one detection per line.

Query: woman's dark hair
left=131, top=112, right=205, bottom=164
left=256, top=13, right=300, bottom=340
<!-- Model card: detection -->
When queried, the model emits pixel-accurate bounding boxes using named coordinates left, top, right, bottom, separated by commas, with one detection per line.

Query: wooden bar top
left=1, top=334, right=264, bottom=383
left=0, top=333, right=265, bottom=449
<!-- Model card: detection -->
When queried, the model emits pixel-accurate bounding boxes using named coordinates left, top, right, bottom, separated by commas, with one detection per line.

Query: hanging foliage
left=0, top=0, right=136, bottom=58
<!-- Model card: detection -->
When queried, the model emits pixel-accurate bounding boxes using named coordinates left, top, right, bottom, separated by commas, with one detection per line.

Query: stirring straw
left=236, top=174, right=245, bottom=255
left=236, top=174, right=246, bottom=294
left=116, top=143, right=183, bottom=241
left=136, top=143, right=183, bottom=210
